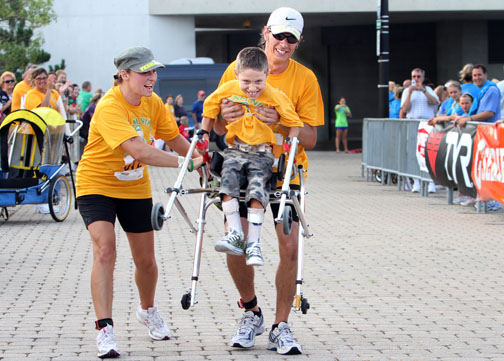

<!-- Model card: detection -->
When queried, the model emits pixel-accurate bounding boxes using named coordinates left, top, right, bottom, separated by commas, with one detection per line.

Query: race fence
left=361, top=118, right=502, bottom=213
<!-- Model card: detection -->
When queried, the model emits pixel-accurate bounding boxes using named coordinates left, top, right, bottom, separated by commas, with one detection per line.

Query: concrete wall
left=436, top=21, right=504, bottom=83
left=149, top=0, right=504, bottom=14
left=40, top=0, right=195, bottom=92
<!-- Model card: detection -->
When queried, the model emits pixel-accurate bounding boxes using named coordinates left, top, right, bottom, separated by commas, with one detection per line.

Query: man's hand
left=454, top=115, right=469, bottom=127
left=255, top=106, right=280, bottom=125
left=220, top=98, right=244, bottom=122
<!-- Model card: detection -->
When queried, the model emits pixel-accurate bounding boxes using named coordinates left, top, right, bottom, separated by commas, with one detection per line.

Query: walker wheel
left=181, top=292, right=191, bottom=310
left=301, top=297, right=310, bottom=314
left=151, top=202, right=164, bottom=231
left=282, top=206, right=292, bottom=235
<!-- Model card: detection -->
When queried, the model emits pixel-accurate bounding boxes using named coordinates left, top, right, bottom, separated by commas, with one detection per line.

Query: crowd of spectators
left=0, top=64, right=105, bottom=167
left=389, top=63, right=503, bottom=123
left=388, top=63, right=504, bottom=209
left=2, top=65, right=102, bottom=124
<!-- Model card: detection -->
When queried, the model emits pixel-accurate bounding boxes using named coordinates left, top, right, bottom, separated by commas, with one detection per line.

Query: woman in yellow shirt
left=24, top=68, right=61, bottom=112
left=75, top=46, right=203, bottom=358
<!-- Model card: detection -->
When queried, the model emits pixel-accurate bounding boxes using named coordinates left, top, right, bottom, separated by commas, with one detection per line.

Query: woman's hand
left=191, top=156, right=205, bottom=171
left=220, top=98, right=244, bottom=122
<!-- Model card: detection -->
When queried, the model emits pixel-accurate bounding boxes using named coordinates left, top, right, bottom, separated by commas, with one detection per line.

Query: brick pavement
left=1, top=151, right=503, bottom=360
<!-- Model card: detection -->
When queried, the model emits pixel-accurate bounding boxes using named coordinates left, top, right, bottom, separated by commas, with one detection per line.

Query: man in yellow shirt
left=201, top=47, right=302, bottom=268
left=11, top=64, right=37, bottom=110
left=216, top=7, right=324, bottom=355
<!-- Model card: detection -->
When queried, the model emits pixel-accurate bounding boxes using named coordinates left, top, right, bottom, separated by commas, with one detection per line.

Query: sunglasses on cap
left=271, top=32, right=298, bottom=44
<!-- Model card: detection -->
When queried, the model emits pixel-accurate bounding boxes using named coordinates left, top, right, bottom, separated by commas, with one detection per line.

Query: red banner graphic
left=472, top=124, right=504, bottom=202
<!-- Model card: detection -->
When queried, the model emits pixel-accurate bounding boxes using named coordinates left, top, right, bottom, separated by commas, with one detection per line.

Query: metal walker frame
left=152, top=132, right=313, bottom=313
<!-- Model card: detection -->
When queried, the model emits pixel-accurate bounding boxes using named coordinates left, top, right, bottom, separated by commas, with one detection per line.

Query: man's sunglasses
left=271, top=32, right=298, bottom=44
left=4, top=79, right=15, bottom=84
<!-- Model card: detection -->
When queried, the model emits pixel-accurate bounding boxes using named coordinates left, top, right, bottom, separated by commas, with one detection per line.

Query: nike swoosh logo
left=285, top=17, right=296, bottom=20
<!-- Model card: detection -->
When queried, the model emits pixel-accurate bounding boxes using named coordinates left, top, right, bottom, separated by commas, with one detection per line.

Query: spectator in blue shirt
left=389, top=86, right=402, bottom=118
left=454, top=64, right=501, bottom=127
left=191, top=90, right=206, bottom=129
left=458, top=63, right=480, bottom=102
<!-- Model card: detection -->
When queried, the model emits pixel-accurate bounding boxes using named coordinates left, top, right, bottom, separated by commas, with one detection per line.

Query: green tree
left=0, top=0, right=56, bottom=79
left=48, top=58, right=65, bottom=73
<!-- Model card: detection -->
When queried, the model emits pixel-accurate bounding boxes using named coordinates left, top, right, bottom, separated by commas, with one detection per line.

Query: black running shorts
left=77, top=195, right=153, bottom=233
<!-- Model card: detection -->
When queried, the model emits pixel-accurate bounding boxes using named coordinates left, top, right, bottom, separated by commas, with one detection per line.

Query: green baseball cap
left=114, top=46, right=164, bottom=73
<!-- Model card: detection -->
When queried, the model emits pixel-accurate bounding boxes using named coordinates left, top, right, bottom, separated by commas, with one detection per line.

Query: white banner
left=416, top=121, right=433, bottom=173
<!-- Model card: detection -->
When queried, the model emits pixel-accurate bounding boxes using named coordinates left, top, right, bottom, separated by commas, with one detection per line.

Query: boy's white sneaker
left=246, top=240, right=264, bottom=266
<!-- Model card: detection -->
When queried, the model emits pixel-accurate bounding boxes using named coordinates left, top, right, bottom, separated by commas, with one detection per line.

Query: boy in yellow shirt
left=201, top=47, right=302, bottom=266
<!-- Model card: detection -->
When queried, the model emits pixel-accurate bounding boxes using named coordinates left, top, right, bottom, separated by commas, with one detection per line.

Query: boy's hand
left=255, top=106, right=279, bottom=125
left=220, top=99, right=244, bottom=122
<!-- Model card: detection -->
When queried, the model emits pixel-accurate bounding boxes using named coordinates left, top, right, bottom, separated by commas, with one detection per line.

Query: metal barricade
left=362, top=118, right=433, bottom=194
left=362, top=118, right=500, bottom=211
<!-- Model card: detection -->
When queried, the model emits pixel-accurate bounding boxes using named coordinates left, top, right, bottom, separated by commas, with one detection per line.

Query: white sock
left=222, top=198, right=242, bottom=233
left=247, top=207, right=264, bottom=245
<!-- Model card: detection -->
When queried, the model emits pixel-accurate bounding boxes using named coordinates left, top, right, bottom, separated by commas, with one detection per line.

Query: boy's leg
left=244, top=151, right=273, bottom=266
left=216, top=150, right=247, bottom=255
left=217, top=196, right=246, bottom=255
left=246, top=200, right=265, bottom=266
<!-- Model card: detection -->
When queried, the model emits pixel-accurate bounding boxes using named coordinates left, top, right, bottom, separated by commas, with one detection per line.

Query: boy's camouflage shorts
left=220, top=148, right=275, bottom=208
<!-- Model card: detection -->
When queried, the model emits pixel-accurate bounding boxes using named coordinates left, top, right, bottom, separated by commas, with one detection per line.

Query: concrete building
left=41, top=0, right=504, bottom=147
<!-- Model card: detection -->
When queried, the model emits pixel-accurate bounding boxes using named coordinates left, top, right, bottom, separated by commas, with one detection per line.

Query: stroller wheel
left=151, top=202, right=164, bottom=231
left=49, top=176, right=71, bottom=222
left=282, top=206, right=292, bottom=235
left=181, top=292, right=191, bottom=310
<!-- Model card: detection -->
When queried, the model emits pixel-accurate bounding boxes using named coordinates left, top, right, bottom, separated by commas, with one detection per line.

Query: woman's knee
left=93, top=239, right=116, bottom=265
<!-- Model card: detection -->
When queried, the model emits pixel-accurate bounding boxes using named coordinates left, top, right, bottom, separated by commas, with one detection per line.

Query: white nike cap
left=266, top=7, right=304, bottom=41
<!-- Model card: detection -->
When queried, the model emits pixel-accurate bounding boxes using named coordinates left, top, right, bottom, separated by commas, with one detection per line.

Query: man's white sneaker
left=231, top=311, right=265, bottom=348
left=96, top=324, right=120, bottom=359
left=267, top=322, right=302, bottom=355
left=136, top=305, right=171, bottom=340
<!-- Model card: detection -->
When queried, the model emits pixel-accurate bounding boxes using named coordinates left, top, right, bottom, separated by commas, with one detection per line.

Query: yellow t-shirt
left=11, top=81, right=32, bottom=111
left=24, top=88, right=60, bottom=111
left=76, top=86, right=180, bottom=199
left=203, top=80, right=302, bottom=146
left=165, top=103, right=174, bottom=117
left=219, top=59, right=325, bottom=185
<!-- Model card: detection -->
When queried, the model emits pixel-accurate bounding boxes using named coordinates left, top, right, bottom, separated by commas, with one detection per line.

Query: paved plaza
left=1, top=151, right=503, bottom=360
